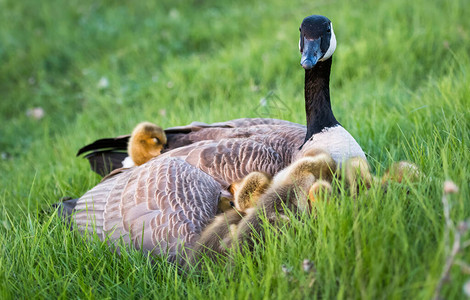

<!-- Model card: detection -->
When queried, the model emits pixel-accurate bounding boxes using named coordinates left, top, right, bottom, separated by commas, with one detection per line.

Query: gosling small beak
left=300, top=37, right=323, bottom=70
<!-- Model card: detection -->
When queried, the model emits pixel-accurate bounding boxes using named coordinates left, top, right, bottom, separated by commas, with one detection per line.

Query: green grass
left=1, top=0, right=469, bottom=298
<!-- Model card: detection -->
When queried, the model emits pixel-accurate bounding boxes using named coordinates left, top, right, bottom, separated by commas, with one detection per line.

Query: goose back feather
left=74, top=157, right=222, bottom=262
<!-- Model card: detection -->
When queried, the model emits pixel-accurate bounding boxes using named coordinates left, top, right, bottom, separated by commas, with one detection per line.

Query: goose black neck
left=304, top=57, right=339, bottom=143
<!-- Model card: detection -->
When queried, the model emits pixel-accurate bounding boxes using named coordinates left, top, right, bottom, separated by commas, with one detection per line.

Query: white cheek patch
left=319, top=24, right=336, bottom=61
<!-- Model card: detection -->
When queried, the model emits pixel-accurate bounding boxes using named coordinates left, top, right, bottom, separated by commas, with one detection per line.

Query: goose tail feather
left=53, top=197, right=79, bottom=228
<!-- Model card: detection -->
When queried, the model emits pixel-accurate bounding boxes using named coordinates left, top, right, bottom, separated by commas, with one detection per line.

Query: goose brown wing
left=76, top=118, right=299, bottom=156
left=73, top=157, right=222, bottom=262
left=78, top=119, right=305, bottom=177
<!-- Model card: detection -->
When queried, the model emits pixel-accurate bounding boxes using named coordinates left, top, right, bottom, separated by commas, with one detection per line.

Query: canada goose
left=126, top=122, right=167, bottom=167
left=59, top=15, right=365, bottom=263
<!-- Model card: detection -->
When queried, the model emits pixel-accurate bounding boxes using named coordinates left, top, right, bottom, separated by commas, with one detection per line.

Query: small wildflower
left=302, top=259, right=315, bottom=273
left=457, top=260, right=470, bottom=274
left=251, top=84, right=260, bottom=92
left=2, top=220, right=10, bottom=230
left=464, top=279, right=470, bottom=297
left=1, top=152, right=8, bottom=160
left=259, top=97, right=267, bottom=107
left=443, top=180, right=459, bottom=194
left=26, top=107, right=45, bottom=120
left=159, top=109, right=167, bottom=117
left=167, top=81, right=174, bottom=89
left=281, top=264, right=292, bottom=275
left=97, top=77, right=109, bottom=89
left=458, top=221, right=469, bottom=234
left=169, top=9, right=180, bottom=19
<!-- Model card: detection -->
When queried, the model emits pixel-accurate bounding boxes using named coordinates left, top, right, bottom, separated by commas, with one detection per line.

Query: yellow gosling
left=128, top=122, right=167, bottom=166
left=343, top=156, right=373, bottom=194
left=230, top=171, right=272, bottom=211
left=308, top=180, right=333, bottom=203
left=381, top=161, right=421, bottom=185
left=274, top=150, right=336, bottom=187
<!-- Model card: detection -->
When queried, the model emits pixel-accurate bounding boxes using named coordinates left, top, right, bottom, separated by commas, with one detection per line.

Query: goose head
left=299, top=15, right=336, bottom=70
left=128, top=122, right=167, bottom=166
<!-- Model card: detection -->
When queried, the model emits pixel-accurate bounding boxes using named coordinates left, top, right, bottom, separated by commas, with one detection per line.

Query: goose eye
left=327, top=27, right=331, bottom=33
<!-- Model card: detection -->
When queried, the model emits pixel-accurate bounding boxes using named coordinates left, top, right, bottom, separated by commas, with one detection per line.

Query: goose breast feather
left=297, top=125, right=365, bottom=165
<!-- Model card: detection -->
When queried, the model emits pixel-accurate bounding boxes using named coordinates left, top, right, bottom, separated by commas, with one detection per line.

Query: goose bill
left=300, top=37, right=323, bottom=70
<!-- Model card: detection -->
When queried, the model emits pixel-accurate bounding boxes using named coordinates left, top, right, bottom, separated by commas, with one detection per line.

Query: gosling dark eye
left=327, top=28, right=331, bottom=33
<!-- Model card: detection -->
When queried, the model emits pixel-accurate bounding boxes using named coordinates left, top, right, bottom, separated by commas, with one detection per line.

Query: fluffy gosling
left=128, top=122, right=167, bottom=166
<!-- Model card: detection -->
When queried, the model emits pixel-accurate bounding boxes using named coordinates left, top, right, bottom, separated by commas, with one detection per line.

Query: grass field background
left=1, top=0, right=469, bottom=298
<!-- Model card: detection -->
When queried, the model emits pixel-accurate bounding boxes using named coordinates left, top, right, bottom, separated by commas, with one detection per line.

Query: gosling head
left=299, top=15, right=336, bottom=70
left=128, top=122, right=167, bottom=166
